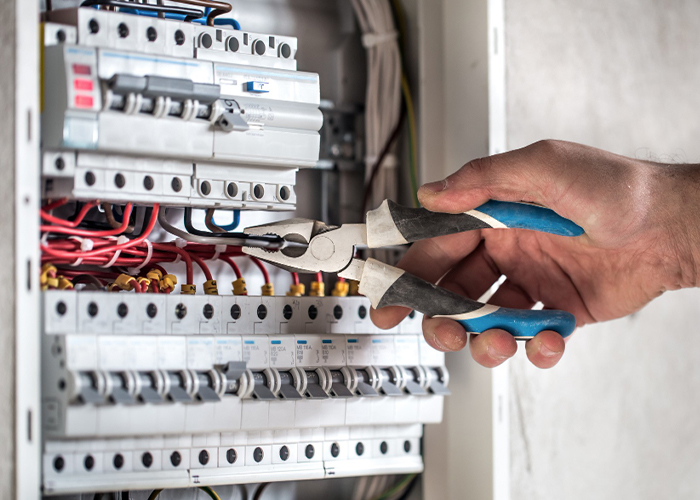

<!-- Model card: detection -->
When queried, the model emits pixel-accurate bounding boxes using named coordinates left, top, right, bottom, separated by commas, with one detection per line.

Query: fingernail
left=487, top=345, right=510, bottom=361
left=419, top=179, right=448, bottom=195
left=539, top=342, right=561, bottom=358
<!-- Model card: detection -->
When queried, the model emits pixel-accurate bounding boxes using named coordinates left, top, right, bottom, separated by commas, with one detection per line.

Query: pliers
left=243, top=200, right=584, bottom=340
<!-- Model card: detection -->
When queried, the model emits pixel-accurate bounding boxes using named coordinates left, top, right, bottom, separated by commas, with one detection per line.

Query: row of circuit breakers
left=39, top=5, right=449, bottom=495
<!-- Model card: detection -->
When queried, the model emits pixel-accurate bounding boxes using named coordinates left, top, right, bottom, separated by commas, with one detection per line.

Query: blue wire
left=115, top=6, right=240, bottom=30
left=214, top=210, right=241, bottom=231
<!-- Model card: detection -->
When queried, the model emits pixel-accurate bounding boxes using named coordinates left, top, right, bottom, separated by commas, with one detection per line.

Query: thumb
left=417, top=141, right=564, bottom=214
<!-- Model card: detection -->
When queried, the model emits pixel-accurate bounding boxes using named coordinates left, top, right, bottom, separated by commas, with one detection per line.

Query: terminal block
left=40, top=10, right=322, bottom=210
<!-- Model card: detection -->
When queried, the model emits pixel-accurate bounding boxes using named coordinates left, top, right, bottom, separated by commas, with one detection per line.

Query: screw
left=257, top=305, right=267, bottom=320
left=56, top=301, right=67, bottom=316
left=55, top=157, right=65, bottom=171
left=85, top=171, right=96, bottom=186
left=231, top=304, right=242, bottom=320
left=115, top=173, right=126, bottom=189
left=174, top=29, right=185, bottom=45
left=283, top=305, right=293, bottom=320
left=147, top=303, right=157, bottom=318
left=141, top=452, right=153, bottom=468
left=170, top=451, right=181, bottom=467
left=117, top=23, right=129, bottom=38
left=226, top=448, right=237, bottom=464
left=203, top=304, right=214, bottom=319
left=358, top=306, right=367, bottom=319
left=113, top=454, right=124, bottom=470
left=87, top=302, right=98, bottom=317
left=146, top=26, right=157, bottom=42
left=117, top=303, right=128, bottom=318
left=333, top=305, right=343, bottom=320
left=175, top=303, right=187, bottom=319
left=308, top=305, right=318, bottom=320
left=143, top=175, right=154, bottom=191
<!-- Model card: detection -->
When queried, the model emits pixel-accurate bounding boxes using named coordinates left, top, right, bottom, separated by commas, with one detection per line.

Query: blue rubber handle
left=475, top=201, right=584, bottom=237
left=454, top=308, right=576, bottom=340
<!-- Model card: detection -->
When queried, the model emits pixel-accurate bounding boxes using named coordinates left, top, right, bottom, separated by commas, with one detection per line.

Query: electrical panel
left=39, top=3, right=448, bottom=497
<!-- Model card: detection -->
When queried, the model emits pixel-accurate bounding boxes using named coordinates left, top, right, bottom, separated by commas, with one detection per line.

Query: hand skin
left=370, top=140, right=700, bottom=368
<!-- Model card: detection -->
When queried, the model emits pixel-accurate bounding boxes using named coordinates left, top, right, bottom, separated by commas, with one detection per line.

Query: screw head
left=226, top=448, right=237, bottom=464
left=279, top=186, right=291, bottom=201
left=53, top=455, right=65, bottom=472
left=283, top=305, right=293, bottom=320
left=331, top=442, right=340, bottom=458
left=88, top=19, right=99, bottom=34
left=143, top=175, right=154, bottom=191
left=115, top=173, right=126, bottom=188
left=231, top=304, right=242, bottom=320
left=84, top=454, right=95, bottom=471
left=227, top=182, right=238, bottom=198
left=358, top=306, right=367, bottom=319
left=141, top=452, right=153, bottom=468
left=380, top=441, right=388, bottom=455
left=170, top=451, right=181, bottom=467
left=55, top=157, right=65, bottom=171
left=146, top=26, right=157, bottom=42
left=200, top=181, right=211, bottom=196
left=253, top=447, right=264, bottom=463
left=280, top=43, right=291, bottom=58
left=279, top=445, right=289, bottom=461
left=174, top=29, right=185, bottom=45
left=257, top=305, right=267, bottom=320
left=85, top=171, right=96, bottom=186
left=203, top=304, right=214, bottom=319
left=56, top=29, right=67, bottom=43
left=254, top=39, right=266, bottom=55
left=227, top=37, right=240, bottom=52
left=171, top=177, right=182, bottom=192
left=117, top=303, right=128, bottom=318
left=308, top=305, right=318, bottom=320
left=333, top=305, right=343, bottom=320
left=113, top=453, right=124, bottom=470
left=56, top=301, right=67, bottom=316
left=117, top=22, right=129, bottom=38
left=403, top=440, right=412, bottom=453
left=198, top=449, right=209, bottom=465
left=87, top=302, right=98, bottom=317
left=147, top=303, right=157, bottom=318
left=355, top=442, right=364, bottom=456
left=253, top=184, right=265, bottom=199
left=201, top=33, right=213, bottom=49
left=305, top=444, right=315, bottom=459
left=175, top=303, right=187, bottom=319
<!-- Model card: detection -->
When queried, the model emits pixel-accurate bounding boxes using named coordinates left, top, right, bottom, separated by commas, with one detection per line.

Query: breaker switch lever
left=378, top=369, right=404, bottom=397
left=278, top=371, right=303, bottom=400
left=195, top=373, right=222, bottom=402
left=165, top=372, right=194, bottom=403
left=136, top=373, right=164, bottom=404
left=355, top=369, right=379, bottom=397
left=107, top=373, right=136, bottom=405
left=329, top=370, right=354, bottom=398
left=73, top=372, right=107, bottom=405
left=304, top=371, right=329, bottom=399
left=251, top=372, right=277, bottom=401
left=427, top=367, right=451, bottom=396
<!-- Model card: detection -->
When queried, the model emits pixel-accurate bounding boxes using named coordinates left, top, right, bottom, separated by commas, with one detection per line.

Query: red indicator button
left=74, top=79, right=93, bottom=91
left=72, top=64, right=92, bottom=76
left=74, top=95, right=94, bottom=109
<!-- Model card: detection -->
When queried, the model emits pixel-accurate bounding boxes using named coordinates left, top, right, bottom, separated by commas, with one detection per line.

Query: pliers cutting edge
left=243, top=200, right=584, bottom=340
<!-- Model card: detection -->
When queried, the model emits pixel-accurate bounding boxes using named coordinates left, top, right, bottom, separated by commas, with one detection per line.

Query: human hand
left=371, top=140, right=700, bottom=368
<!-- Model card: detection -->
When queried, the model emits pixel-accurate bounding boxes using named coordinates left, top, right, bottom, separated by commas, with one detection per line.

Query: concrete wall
left=505, top=1, right=700, bottom=499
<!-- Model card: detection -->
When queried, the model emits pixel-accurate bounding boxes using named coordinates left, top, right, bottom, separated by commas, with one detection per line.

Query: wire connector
left=286, top=283, right=306, bottom=297
left=181, top=283, right=197, bottom=295
left=109, top=273, right=139, bottom=292
left=332, top=280, right=349, bottom=297
left=349, top=280, right=360, bottom=296
left=204, top=279, right=219, bottom=295
left=310, top=281, right=325, bottom=297
left=261, top=283, right=275, bottom=296
left=57, top=277, right=74, bottom=290
left=232, top=277, right=248, bottom=296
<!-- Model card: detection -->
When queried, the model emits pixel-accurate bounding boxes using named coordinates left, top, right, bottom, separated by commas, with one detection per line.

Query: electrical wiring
left=213, top=209, right=241, bottom=231
left=147, top=490, right=162, bottom=500
left=351, top=0, right=403, bottom=212
left=205, top=209, right=226, bottom=234
left=189, top=252, right=213, bottom=281
left=292, top=272, right=300, bottom=285
left=151, top=243, right=194, bottom=285
left=103, top=203, right=136, bottom=234
left=401, top=74, right=419, bottom=207
left=250, top=256, right=271, bottom=284
left=80, top=0, right=203, bottom=20
left=168, top=0, right=232, bottom=26
left=41, top=204, right=159, bottom=260
left=371, top=474, right=417, bottom=500
left=41, top=204, right=134, bottom=237
left=252, top=483, right=269, bottom=500
left=199, top=486, right=222, bottom=500
left=220, top=255, right=243, bottom=280
left=40, top=200, right=97, bottom=228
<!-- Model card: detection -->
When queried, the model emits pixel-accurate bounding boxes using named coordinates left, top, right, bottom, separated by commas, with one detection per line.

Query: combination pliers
left=243, top=200, right=584, bottom=340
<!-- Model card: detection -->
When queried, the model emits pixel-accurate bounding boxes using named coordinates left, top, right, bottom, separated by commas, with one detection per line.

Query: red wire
left=150, top=281, right=160, bottom=293
left=42, top=198, right=70, bottom=211
left=337, top=277, right=346, bottom=282
left=291, top=272, right=300, bottom=285
left=316, top=272, right=323, bottom=283
left=40, top=204, right=133, bottom=237
left=220, top=256, right=243, bottom=279
left=151, top=242, right=193, bottom=284
left=40, top=201, right=98, bottom=228
left=41, top=204, right=159, bottom=260
left=190, top=253, right=213, bottom=281
left=249, top=256, right=270, bottom=283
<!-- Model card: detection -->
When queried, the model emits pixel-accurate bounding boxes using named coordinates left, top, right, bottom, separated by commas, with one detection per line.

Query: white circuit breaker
left=41, top=8, right=322, bottom=210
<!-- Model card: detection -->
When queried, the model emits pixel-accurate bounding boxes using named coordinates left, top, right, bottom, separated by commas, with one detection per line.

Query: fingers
left=422, top=316, right=469, bottom=353
left=469, top=329, right=517, bottom=367
left=417, top=140, right=569, bottom=214
left=370, top=230, right=482, bottom=329
left=424, top=315, right=566, bottom=369
left=524, top=330, right=566, bottom=368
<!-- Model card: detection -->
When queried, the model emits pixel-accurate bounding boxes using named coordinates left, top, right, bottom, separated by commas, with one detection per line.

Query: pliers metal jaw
left=244, top=200, right=585, bottom=340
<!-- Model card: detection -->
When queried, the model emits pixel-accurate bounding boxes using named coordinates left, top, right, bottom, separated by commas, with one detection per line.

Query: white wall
left=505, top=1, right=700, bottom=499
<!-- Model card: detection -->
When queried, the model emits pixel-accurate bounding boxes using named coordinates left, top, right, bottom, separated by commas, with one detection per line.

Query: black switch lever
left=304, top=371, right=329, bottom=399
left=195, top=373, right=221, bottom=403
left=278, top=371, right=303, bottom=400
left=329, top=370, right=354, bottom=398
left=355, top=369, right=379, bottom=397
left=251, top=372, right=277, bottom=401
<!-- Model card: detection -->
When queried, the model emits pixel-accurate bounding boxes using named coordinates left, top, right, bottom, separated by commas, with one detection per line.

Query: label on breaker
left=295, top=337, right=318, bottom=367
left=98, top=335, right=131, bottom=370
left=128, top=335, right=159, bottom=371
left=320, top=338, right=346, bottom=367
left=370, top=336, right=395, bottom=366
left=394, top=335, right=420, bottom=366
left=214, top=336, right=243, bottom=365
left=345, top=336, right=372, bottom=367
left=187, top=336, right=215, bottom=370
left=242, top=336, right=268, bottom=369
left=269, top=336, right=295, bottom=369
left=65, top=335, right=98, bottom=370
left=157, top=336, right=187, bottom=370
